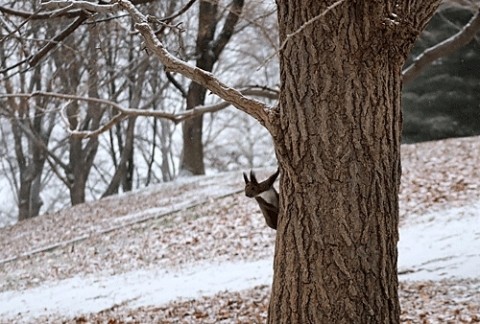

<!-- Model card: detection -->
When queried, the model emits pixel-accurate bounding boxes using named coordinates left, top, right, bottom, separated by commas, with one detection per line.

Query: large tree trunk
left=268, top=1, right=441, bottom=322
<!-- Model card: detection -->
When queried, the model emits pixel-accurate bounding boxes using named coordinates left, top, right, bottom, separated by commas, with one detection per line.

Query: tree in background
left=0, top=0, right=277, bottom=220
left=0, top=5, right=58, bottom=219
left=403, top=5, right=480, bottom=142
left=180, top=0, right=245, bottom=175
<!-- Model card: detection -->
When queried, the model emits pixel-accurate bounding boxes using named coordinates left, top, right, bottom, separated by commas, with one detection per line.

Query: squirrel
left=243, top=169, right=280, bottom=230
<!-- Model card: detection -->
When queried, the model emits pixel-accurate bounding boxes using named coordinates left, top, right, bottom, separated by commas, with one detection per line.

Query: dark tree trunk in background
left=5, top=67, right=51, bottom=221
left=103, top=117, right=137, bottom=197
left=267, top=1, right=442, bottom=322
left=180, top=0, right=244, bottom=175
left=68, top=26, right=102, bottom=205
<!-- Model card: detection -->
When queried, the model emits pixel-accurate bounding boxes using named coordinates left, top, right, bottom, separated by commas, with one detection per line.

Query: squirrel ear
left=250, top=170, right=258, bottom=183
left=266, top=168, right=280, bottom=186
left=243, top=172, right=249, bottom=184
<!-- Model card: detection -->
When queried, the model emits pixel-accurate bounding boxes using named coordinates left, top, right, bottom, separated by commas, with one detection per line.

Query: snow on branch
left=402, top=6, right=480, bottom=84
left=41, top=1, right=121, bottom=14
left=114, top=0, right=273, bottom=128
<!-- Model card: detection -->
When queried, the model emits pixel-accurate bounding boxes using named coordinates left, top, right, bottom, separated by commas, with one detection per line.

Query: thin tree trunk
left=68, top=25, right=102, bottom=205
left=181, top=85, right=207, bottom=175
left=103, top=117, right=136, bottom=197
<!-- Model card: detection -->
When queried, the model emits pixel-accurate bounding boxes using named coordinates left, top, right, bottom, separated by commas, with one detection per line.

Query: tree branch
left=29, top=14, right=87, bottom=67
left=6, top=0, right=274, bottom=129
left=402, top=7, right=480, bottom=84
left=0, top=4, right=83, bottom=19
left=212, top=0, right=244, bottom=59
left=0, top=89, right=277, bottom=138
left=121, top=7, right=272, bottom=128
left=160, top=0, right=197, bottom=22
left=0, top=0, right=156, bottom=19
left=41, top=1, right=121, bottom=13
left=165, top=71, right=187, bottom=98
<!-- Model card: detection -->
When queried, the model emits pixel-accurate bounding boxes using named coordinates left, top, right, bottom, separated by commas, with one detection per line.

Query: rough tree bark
left=267, top=1, right=442, bottom=323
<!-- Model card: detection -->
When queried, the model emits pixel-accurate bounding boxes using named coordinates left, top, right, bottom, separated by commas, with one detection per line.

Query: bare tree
left=0, top=4, right=58, bottom=219
left=179, top=0, right=246, bottom=175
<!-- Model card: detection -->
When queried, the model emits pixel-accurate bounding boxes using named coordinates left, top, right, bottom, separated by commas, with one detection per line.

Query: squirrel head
left=243, top=169, right=279, bottom=198
left=243, top=170, right=259, bottom=197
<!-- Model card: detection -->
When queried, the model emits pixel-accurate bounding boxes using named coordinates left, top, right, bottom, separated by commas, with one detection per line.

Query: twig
left=29, top=14, right=87, bottom=67
left=261, top=0, right=347, bottom=66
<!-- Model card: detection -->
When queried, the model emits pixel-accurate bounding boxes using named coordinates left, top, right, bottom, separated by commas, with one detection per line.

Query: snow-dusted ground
left=0, top=136, right=479, bottom=322
left=0, top=201, right=479, bottom=321
left=0, top=259, right=273, bottom=321
left=398, top=202, right=480, bottom=281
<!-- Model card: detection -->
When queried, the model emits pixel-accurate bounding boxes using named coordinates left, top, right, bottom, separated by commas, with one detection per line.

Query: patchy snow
left=0, top=201, right=479, bottom=321
left=0, top=259, right=272, bottom=322
left=398, top=201, right=480, bottom=281
left=1, top=137, right=479, bottom=322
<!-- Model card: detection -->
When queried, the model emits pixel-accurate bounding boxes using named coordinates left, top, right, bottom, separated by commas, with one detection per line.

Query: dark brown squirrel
left=243, top=169, right=280, bottom=230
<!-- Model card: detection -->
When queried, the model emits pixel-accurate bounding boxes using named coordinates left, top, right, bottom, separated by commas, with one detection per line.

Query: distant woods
left=0, top=0, right=278, bottom=222
left=0, top=1, right=478, bottom=222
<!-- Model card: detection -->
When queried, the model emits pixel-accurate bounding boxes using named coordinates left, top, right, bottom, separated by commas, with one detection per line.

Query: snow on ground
left=0, top=137, right=479, bottom=322
left=0, top=260, right=273, bottom=321
left=0, top=201, right=479, bottom=321
left=398, top=202, right=480, bottom=281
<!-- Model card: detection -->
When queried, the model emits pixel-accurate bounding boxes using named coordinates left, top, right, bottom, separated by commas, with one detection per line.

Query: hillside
left=0, top=136, right=479, bottom=323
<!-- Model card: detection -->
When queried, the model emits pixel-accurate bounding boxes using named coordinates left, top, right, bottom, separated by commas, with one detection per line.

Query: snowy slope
left=398, top=202, right=480, bottom=281
left=0, top=137, right=479, bottom=322
left=0, top=198, right=479, bottom=321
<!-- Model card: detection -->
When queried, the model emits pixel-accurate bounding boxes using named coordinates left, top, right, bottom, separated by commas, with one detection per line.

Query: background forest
left=0, top=1, right=479, bottom=225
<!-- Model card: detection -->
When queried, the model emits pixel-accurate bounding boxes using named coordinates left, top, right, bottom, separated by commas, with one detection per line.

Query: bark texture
left=268, top=1, right=441, bottom=323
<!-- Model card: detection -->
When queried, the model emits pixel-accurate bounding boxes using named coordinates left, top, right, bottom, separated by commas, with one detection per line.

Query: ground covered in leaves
left=1, top=136, right=479, bottom=323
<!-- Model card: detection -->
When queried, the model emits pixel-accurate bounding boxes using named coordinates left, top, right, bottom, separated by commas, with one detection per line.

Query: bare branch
left=29, top=14, right=87, bottom=67
left=0, top=0, right=156, bottom=19
left=165, top=71, right=187, bottom=98
left=402, top=7, right=480, bottom=84
left=212, top=0, right=244, bottom=59
left=0, top=88, right=277, bottom=138
left=160, top=0, right=197, bottom=22
left=0, top=105, right=70, bottom=172
left=116, top=1, right=273, bottom=128
left=6, top=0, right=274, bottom=128
left=41, top=1, right=121, bottom=14
left=0, top=4, right=84, bottom=19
